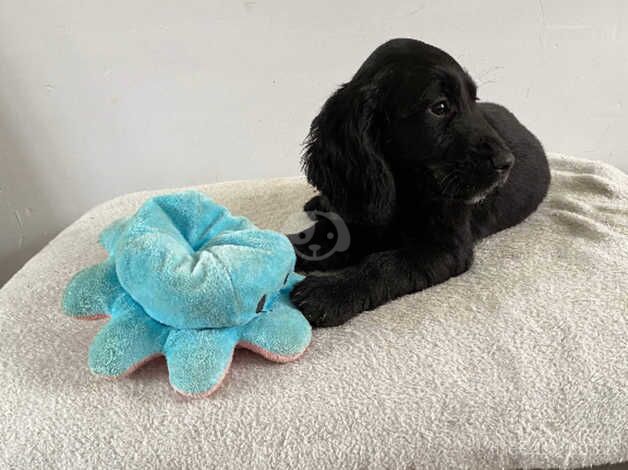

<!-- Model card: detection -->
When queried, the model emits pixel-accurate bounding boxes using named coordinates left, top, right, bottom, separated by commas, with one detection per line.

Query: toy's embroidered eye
left=256, top=295, right=266, bottom=313
left=284, top=273, right=290, bottom=284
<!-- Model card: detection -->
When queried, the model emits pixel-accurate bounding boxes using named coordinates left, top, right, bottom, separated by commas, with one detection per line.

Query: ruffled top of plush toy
left=99, top=191, right=296, bottom=329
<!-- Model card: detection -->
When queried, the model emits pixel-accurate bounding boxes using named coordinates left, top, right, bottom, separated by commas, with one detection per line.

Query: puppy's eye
left=430, top=100, right=450, bottom=117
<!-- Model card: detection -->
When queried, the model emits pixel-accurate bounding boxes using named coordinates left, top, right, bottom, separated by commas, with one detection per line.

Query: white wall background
left=1, top=0, right=626, bottom=285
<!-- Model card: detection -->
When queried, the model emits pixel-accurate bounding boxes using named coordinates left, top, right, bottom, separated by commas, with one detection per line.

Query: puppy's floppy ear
left=302, top=74, right=395, bottom=226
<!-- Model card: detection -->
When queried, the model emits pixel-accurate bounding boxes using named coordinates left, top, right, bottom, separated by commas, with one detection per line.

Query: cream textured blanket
left=0, top=154, right=626, bottom=469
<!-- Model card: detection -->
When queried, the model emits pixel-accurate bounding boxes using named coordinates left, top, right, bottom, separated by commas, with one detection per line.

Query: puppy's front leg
left=290, top=244, right=473, bottom=327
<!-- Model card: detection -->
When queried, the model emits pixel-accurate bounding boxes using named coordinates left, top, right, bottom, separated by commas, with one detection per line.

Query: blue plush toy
left=63, top=191, right=312, bottom=397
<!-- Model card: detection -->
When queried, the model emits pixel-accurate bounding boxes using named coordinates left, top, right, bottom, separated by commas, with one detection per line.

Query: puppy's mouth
left=463, top=180, right=499, bottom=204
left=463, top=168, right=511, bottom=204
left=433, top=165, right=511, bottom=205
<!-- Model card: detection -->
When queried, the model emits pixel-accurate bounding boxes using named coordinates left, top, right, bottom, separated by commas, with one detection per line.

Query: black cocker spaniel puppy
left=289, top=38, right=551, bottom=327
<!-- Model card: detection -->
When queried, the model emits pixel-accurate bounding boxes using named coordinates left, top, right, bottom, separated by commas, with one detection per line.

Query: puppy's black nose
left=491, top=152, right=515, bottom=171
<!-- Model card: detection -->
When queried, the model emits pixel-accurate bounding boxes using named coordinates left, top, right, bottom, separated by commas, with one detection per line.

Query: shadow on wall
left=0, top=109, right=60, bottom=287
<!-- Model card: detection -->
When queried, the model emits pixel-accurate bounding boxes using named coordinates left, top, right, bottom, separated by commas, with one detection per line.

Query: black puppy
left=290, top=38, right=550, bottom=327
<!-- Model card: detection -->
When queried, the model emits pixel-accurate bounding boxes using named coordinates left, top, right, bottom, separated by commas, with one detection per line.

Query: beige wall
left=1, top=0, right=627, bottom=285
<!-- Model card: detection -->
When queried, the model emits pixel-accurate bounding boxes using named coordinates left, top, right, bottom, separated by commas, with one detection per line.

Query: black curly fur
left=290, top=38, right=551, bottom=327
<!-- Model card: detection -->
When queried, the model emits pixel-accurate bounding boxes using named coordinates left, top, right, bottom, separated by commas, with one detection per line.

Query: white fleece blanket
left=0, top=154, right=626, bottom=469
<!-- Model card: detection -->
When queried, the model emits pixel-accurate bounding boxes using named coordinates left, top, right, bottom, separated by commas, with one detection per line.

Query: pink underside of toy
left=93, top=338, right=307, bottom=398
left=75, top=314, right=110, bottom=321
left=116, top=353, right=164, bottom=378
left=237, top=341, right=306, bottom=363
left=172, top=355, right=235, bottom=399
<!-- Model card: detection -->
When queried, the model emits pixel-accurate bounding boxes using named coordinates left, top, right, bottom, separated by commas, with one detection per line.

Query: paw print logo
left=282, top=211, right=350, bottom=261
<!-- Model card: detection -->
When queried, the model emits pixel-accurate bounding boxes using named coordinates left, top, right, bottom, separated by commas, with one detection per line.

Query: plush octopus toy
left=63, top=191, right=312, bottom=397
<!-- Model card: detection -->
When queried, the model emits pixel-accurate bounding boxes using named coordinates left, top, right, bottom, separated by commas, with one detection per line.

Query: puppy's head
left=303, top=38, right=514, bottom=224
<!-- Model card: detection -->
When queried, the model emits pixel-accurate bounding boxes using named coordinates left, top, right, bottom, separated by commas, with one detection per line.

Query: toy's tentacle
left=63, top=259, right=121, bottom=318
left=88, top=311, right=169, bottom=377
left=240, top=292, right=311, bottom=362
left=282, top=272, right=304, bottom=291
left=63, top=258, right=143, bottom=320
left=164, top=328, right=239, bottom=396
left=99, top=217, right=130, bottom=254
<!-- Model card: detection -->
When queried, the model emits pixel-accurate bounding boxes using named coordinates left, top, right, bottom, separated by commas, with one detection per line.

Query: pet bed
left=0, top=154, right=626, bottom=469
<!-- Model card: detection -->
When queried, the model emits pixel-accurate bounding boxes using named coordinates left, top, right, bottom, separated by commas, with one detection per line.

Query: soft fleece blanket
left=0, top=154, right=627, bottom=469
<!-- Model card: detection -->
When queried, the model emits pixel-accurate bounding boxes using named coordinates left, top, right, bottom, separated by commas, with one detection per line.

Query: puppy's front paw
left=289, top=274, right=361, bottom=327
